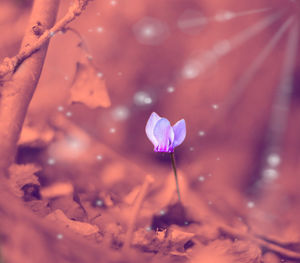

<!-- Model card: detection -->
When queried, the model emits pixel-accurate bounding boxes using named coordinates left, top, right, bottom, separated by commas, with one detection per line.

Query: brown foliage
left=1, top=0, right=300, bottom=263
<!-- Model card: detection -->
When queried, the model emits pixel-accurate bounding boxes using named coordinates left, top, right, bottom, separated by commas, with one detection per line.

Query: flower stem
left=170, top=152, right=181, bottom=202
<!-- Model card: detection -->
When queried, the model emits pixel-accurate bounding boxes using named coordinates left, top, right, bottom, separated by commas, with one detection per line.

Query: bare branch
left=0, top=0, right=92, bottom=174
left=0, top=0, right=92, bottom=80
left=0, top=0, right=61, bottom=174
left=0, top=1, right=105, bottom=262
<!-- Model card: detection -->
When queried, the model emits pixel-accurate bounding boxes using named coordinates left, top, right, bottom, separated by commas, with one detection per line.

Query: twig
left=0, top=0, right=92, bottom=175
left=123, top=175, right=154, bottom=251
left=0, top=0, right=58, bottom=174
left=63, top=27, right=90, bottom=54
left=0, top=0, right=92, bottom=80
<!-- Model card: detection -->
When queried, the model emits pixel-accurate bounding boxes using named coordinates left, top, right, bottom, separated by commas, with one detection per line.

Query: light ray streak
left=233, top=7, right=273, bottom=18
left=179, top=7, right=275, bottom=30
left=225, top=16, right=294, bottom=109
left=181, top=11, right=285, bottom=79
left=268, top=18, right=299, bottom=148
left=260, top=17, right=299, bottom=182
left=230, top=10, right=285, bottom=48
left=214, top=7, right=273, bottom=22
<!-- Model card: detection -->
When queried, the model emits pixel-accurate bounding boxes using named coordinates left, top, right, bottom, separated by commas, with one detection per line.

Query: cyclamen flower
left=145, top=112, right=186, bottom=152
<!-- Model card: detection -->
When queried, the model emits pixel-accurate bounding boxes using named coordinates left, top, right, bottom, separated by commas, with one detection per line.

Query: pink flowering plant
left=145, top=112, right=186, bottom=201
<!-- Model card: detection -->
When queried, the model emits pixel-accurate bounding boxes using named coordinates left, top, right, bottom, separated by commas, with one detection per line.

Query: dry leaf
left=189, top=240, right=261, bottom=263
left=132, top=228, right=164, bottom=252
left=46, top=209, right=99, bottom=236
left=69, top=62, right=111, bottom=109
left=41, top=182, right=74, bottom=199
left=18, top=124, right=54, bottom=147
left=25, top=200, right=51, bottom=217
left=49, top=195, right=86, bottom=221
left=167, top=225, right=195, bottom=246
left=9, top=164, right=41, bottom=197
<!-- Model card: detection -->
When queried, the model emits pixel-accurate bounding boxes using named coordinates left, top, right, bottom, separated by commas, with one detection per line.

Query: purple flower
left=145, top=112, right=186, bottom=152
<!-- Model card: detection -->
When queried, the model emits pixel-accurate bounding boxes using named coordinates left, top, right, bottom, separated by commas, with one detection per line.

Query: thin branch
left=0, top=0, right=92, bottom=175
left=0, top=0, right=92, bottom=80
left=0, top=0, right=58, bottom=174
left=0, top=1, right=103, bottom=261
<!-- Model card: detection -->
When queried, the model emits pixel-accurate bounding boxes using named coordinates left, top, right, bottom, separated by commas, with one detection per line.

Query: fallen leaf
left=132, top=228, right=164, bottom=252
left=156, top=228, right=167, bottom=241
left=41, top=182, right=74, bottom=199
left=9, top=164, right=41, bottom=197
left=25, top=200, right=51, bottom=217
left=69, top=61, right=111, bottom=109
left=189, top=240, right=261, bottom=263
left=46, top=209, right=99, bottom=236
left=18, top=123, right=54, bottom=147
left=167, top=225, right=195, bottom=247
left=49, top=195, right=86, bottom=221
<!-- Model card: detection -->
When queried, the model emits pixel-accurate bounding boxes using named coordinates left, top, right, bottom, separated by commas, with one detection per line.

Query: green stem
left=170, top=152, right=181, bottom=201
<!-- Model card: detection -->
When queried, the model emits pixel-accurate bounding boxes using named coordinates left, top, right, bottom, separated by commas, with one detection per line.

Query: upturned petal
left=153, top=118, right=174, bottom=152
left=172, top=119, right=186, bottom=147
left=145, top=112, right=161, bottom=147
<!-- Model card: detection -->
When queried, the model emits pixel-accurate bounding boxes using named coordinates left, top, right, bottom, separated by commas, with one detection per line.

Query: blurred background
left=1, top=0, right=300, bottom=249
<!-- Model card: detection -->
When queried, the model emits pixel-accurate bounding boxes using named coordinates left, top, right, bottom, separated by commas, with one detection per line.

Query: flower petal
left=145, top=112, right=161, bottom=146
left=172, top=119, right=186, bottom=148
left=153, top=118, right=174, bottom=152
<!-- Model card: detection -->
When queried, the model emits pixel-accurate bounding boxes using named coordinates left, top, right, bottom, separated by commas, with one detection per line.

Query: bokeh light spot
left=198, top=131, right=206, bottom=136
left=247, top=201, right=255, bottom=208
left=57, top=233, right=63, bottom=240
left=96, top=200, right=103, bottom=206
left=133, top=17, right=169, bottom=46
left=267, top=153, right=281, bottom=167
left=133, top=91, right=153, bottom=106
left=47, top=158, right=56, bottom=165
left=111, top=106, right=130, bottom=121
left=198, top=176, right=205, bottom=182
left=57, top=106, right=64, bottom=112
left=109, top=128, right=116, bottom=133
left=96, top=155, right=103, bottom=161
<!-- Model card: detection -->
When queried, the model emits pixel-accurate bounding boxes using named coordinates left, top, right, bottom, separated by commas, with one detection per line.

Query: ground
left=0, top=0, right=300, bottom=262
